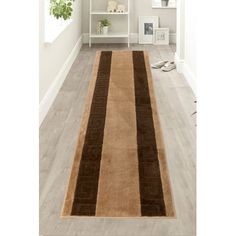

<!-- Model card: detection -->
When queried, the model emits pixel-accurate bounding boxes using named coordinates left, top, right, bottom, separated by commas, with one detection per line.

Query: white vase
left=102, top=26, right=109, bottom=34
left=162, top=0, right=168, bottom=7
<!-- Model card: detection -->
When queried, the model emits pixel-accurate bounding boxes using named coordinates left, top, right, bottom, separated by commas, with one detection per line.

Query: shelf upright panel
left=89, top=0, right=92, bottom=47
left=128, top=0, right=130, bottom=47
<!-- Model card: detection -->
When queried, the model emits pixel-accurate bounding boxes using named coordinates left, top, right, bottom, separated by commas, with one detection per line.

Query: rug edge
left=144, top=51, right=176, bottom=217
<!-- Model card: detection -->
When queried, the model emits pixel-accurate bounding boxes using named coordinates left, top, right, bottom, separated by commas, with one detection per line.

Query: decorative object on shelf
left=99, top=18, right=111, bottom=34
left=117, top=4, right=126, bottom=13
left=50, top=0, right=75, bottom=20
left=167, top=0, right=176, bottom=7
left=107, top=1, right=118, bottom=13
left=153, top=28, right=169, bottom=45
left=152, top=0, right=176, bottom=8
left=161, top=0, right=169, bottom=7
left=139, top=16, right=159, bottom=44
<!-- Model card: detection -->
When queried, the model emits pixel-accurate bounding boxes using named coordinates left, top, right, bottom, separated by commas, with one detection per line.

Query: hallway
left=40, top=44, right=196, bottom=236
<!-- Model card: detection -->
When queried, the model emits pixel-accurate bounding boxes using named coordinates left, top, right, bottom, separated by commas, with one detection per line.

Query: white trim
left=183, top=62, right=197, bottom=95
left=175, top=52, right=196, bottom=95
left=169, top=33, right=176, bottom=44
left=39, top=35, right=83, bottom=126
left=130, top=33, right=139, bottom=44
left=83, top=33, right=176, bottom=44
left=175, top=52, right=184, bottom=73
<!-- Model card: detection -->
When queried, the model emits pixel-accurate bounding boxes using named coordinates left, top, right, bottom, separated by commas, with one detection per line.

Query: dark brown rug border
left=71, top=51, right=112, bottom=216
left=133, top=51, right=166, bottom=216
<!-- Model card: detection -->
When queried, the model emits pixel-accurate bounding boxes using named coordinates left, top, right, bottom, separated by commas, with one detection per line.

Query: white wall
left=39, top=0, right=82, bottom=124
left=82, top=0, right=176, bottom=43
left=176, top=0, right=196, bottom=95
left=184, top=0, right=196, bottom=82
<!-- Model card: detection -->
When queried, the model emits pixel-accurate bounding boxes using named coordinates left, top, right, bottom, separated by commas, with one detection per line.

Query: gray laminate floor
left=40, top=44, right=196, bottom=236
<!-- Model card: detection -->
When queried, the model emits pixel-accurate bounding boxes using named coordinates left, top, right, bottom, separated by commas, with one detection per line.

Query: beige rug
left=62, top=51, right=175, bottom=217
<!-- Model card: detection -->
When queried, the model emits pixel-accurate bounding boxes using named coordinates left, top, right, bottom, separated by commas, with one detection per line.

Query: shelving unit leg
left=89, top=0, right=92, bottom=47
left=127, top=0, right=130, bottom=48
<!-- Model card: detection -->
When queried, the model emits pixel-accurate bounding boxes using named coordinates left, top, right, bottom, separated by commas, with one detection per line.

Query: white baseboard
left=39, top=35, right=83, bottom=126
left=175, top=52, right=184, bottom=73
left=83, top=33, right=176, bottom=44
left=183, top=62, right=197, bottom=95
left=170, top=33, right=176, bottom=44
left=175, top=52, right=196, bottom=95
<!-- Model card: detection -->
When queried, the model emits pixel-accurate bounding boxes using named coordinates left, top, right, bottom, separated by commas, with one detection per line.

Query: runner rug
left=62, top=51, right=175, bottom=217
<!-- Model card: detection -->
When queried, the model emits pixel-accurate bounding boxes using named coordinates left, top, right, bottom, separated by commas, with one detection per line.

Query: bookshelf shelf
left=152, top=7, right=176, bottom=9
left=91, top=11, right=129, bottom=15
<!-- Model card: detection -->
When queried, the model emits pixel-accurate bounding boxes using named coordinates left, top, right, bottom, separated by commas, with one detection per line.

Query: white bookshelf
left=89, top=0, right=130, bottom=47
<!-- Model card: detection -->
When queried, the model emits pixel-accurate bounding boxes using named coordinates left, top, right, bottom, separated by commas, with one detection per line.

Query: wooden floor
left=40, top=44, right=196, bottom=236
